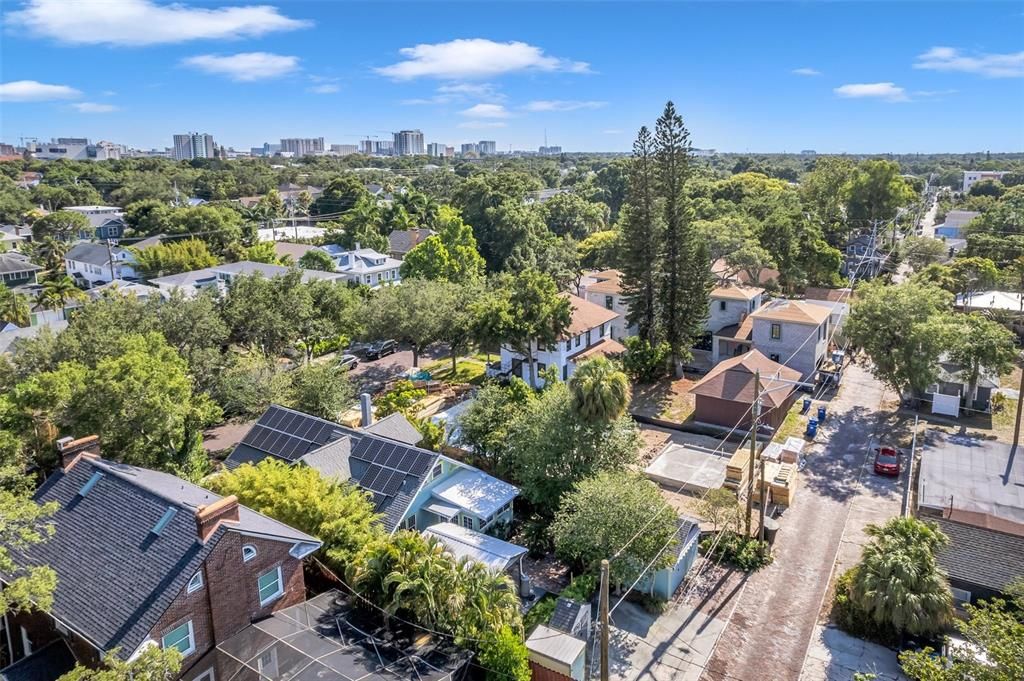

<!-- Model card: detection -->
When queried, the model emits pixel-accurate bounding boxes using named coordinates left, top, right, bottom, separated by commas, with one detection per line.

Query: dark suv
left=365, top=339, right=397, bottom=359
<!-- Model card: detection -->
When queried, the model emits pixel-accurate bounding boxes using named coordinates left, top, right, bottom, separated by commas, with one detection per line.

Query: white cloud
left=376, top=38, right=590, bottom=80
left=182, top=52, right=299, bottom=81
left=523, top=100, right=606, bottom=112
left=833, top=82, right=909, bottom=102
left=602, top=129, right=623, bottom=134
left=308, top=84, right=339, bottom=94
left=0, top=80, right=81, bottom=102
left=461, top=103, right=511, bottom=118
left=457, top=121, right=507, bottom=129
left=101, top=90, right=117, bottom=96
left=438, top=82, right=498, bottom=96
left=914, top=46, right=1024, bottom=78
left=792, top=67, right=821, bottom=76
left=913, top=89, right=958, bottom=98
left=72, top=102, right=120, bottom=113
left=6, top=0, right=310, bottom=46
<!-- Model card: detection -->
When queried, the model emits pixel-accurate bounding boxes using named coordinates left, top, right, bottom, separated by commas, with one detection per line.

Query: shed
left=689, top=350, right=801, bottom=431
left=934, top=518, right=1024, bottom=604
left=526, top=625, right=587, bottom=681
left=548, top=598, right=591, bottom=641
left=637, top=517, right=701, bottom=600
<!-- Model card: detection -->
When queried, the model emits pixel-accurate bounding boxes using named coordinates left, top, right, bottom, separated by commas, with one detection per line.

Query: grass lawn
left=773, top=401, right=806, bottom=442
left=423, top=357, right=488, bottom=385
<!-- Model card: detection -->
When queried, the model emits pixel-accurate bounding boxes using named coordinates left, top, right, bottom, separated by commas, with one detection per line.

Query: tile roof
left=227, top=405, right=440, bottom=531
left=689, top=350, right=802, bottom=408
left=750, top=298, right=831, bottom=325
left=562, top=293, right=620, bottom=338
left=569, top=337, right=627, bottom=362
left=710, top=284, right=763, bottom=301
left=422, top=522, right=527, bottom=572
left=935, top=519, right=1024, bottom=593
left=363, top=412, right=422, bottom=446
left=12, top=457, right=318, bottom=659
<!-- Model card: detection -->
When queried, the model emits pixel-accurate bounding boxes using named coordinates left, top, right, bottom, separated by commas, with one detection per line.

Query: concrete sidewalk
left=801, top=625, right=907, bottom=681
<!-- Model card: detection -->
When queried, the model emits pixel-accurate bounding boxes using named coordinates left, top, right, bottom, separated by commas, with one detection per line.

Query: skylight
left=151, top=507, right=177, bottom=536
left=77, top=471, right=103, bottom=497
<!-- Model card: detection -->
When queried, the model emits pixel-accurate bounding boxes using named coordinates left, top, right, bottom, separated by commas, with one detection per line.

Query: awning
left=424, top=501, right=461, bottom=520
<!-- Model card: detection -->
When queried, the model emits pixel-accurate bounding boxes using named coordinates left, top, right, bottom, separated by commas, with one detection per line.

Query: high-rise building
left=280, top=137, right=325, bottom=156
left=539, top=145, right=562, bottom=155
left=330, top=144, right=359, bottom=156
left=460, top=143, right=479, bottom=156
left=172, top=132, right=215, bottom=161
left=477, top=140, right=497, bottom=156
left=360, top=140, right=394, bottom=155
left=393, top=130, right=425, bottom=156
left=33, top=138, right=121, bottom=161
left=426, top=143, right=447, bottom=157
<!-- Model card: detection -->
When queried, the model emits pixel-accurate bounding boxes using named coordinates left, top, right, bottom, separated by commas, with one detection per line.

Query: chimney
left=195, top=495, right=240, bottom=543
left=57, top=435, right=101, bottom=470
left=354, top=241, right=361, bottom=251
left=360, top=393, right=373, bottom=428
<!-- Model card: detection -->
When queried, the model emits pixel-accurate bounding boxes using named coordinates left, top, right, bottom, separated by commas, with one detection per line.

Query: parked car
left=873, top=446, right=901, bottom=476
left=336, top=354, right=359, bottom=371
left=365, top=339, right=397, bottom=359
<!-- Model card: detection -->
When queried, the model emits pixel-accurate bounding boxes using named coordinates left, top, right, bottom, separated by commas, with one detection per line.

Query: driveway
left=801, top=626, right=907, bottom=681
left=606, top=600, right=727, bottom=681
left=346, top=343, right=447, bottom=393
left=700, top=363, right=892, bottom=681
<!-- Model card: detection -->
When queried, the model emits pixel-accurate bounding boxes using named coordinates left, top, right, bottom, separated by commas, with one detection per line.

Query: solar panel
left=354, top=439, right=380, bottom=463
left=383, top=446, right=405, bottom=469
left=264, top=406, right=285, bottom=429
left=380, top=471, right=404, bottom=498
left=408, top=454, right=432, bottom=476
left=361, top=464, right=384, bottom=490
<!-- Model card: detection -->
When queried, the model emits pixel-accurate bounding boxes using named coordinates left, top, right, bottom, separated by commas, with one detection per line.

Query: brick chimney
left=195, top=495, right=240, bottom=543
left=56, top=435, right=101, bottom=471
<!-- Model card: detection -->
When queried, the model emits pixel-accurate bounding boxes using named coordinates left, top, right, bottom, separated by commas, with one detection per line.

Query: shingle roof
left=689, top=350, right=802, bottom=408
left=935, top=519, right=1024, bottom=593
left=363, top=412, right=422, bottom=446
left=583, top=269, right=622, bottom=295
left=549, top=598, right=589, bottom=635
left=65, top=241, right=128, bottom=268
left=227, top=405, right=439, bottom=531
left=11, top=457, right=319, bottom=659
left=388, top=229, right=435, bottom=255
left=0, top=252, right=41, bottom=275
left=714, top=316, right=754, bottom=341
left=562, top=293, right=620, bottom=338
left=710, top=284, right=763, bottom=301
left=750, top=298, right=831, bottom=325
left=568, top=337, right=627, bottom=362
left=0, top=638, right=77, bottom=681
left=272, top=242, right=317, bottom=261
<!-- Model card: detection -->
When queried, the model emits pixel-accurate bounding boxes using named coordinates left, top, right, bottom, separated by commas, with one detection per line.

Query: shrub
left=523, top=595, right=557, bottom=633
left=831, top=567, right=900, bottom=647
left=477, top=625, right=531, bottom=681
left=640, top=594, right=667, bottom=615
left=700, top=531, right=773, bottom=571
left=622, top=337, right=670, bottom=382
left=521, top=514, right=554, bottom=556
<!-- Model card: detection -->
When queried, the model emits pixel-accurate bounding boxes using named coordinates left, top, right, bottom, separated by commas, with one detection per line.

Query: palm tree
left=454, top=558, right=522, bottom=640
left=0, top=284, right=30, bottom=328
left=568, top=357, right=632, bottom=423
left=35, top=275, right=87, bottom=314
left=34, top=237, right=70, bottom=272
left=850, top=517, right=953, bottom=636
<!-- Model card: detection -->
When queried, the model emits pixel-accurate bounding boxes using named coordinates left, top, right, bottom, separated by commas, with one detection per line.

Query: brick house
left=0, top=436, right=320, bottom=681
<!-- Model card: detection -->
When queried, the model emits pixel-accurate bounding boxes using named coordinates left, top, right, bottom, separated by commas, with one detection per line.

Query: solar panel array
left=349, top=436, right=437, bottom=514
left=240, top=405, right=346, bottom=462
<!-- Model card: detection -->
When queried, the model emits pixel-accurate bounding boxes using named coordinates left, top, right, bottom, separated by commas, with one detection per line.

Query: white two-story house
left=749, top=299, right=832, bottom=384
left=496, top=293, right=623, bottom=388
left=707, top=284, right=764, bottom=363
left=320, top=244, right=402, bottom=288
left=65, top=241, right=138, bottom=288
left=578, top=269, right=634, bottom=341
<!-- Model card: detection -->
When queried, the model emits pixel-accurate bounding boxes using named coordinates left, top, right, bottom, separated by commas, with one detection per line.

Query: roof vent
left=77, top=471, right=103, bottom=497
left=151, top=507, right=178, bottom=536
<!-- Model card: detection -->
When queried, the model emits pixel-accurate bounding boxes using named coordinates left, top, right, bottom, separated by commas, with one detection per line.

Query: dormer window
left=242, top=545, right=257, bottom=562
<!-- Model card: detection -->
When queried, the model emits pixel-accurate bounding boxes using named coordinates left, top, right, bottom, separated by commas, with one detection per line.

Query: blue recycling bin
left=806, top=418, right=818, bottom=438
left=802, top=398, right=812, bottom=414
left=817, top=405, right=826, bottom=422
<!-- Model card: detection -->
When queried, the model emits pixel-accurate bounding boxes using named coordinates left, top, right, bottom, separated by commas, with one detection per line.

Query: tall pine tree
left=619, top=126, right=662, bottom=344
left=654, top=102, right=711, bottom=372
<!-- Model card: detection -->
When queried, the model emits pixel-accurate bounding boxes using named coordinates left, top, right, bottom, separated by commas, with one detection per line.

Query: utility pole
left=758, top=458, right=767, bottom=542
left=1013, top=360, right=1024, bottom=450
left=746, top=369, right=761, bottom=536
left=105, top=238, right=116, bottom=283
left=599, top=559, right=609, bottom=681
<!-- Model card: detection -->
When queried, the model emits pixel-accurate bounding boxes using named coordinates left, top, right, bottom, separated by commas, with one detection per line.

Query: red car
left=873, top=447, right=901, bottom=476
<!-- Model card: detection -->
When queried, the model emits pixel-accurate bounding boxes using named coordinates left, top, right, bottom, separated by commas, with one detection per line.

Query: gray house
left=749, top=299, right=832, bottom=383
left=0, top=252, right=42, bottom=288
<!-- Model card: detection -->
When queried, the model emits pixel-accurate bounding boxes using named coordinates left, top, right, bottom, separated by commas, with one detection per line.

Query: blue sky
left=1, top=0, right=1022, bottom=153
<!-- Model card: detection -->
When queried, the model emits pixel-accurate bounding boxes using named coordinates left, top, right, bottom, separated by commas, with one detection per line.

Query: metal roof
left=429, top=468, right=519, bottom=519
left=526, top=625, right=586, bottom=666
left=422, top=522, right=527, bottom=572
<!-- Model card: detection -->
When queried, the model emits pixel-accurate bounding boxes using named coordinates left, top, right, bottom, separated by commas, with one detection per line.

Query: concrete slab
left=606, top=600, right=726, bottom=681
left=800, top=625, right=906, bottom=681
left=645, top=443, right=729, bottom=493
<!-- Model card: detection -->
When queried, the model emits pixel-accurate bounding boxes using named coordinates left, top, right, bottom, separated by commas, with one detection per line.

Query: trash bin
left=802, top=398, right=811, bottom=413
left=817, top=405, right=826, bottom=422
left=806, top=418, right=818, bottom=438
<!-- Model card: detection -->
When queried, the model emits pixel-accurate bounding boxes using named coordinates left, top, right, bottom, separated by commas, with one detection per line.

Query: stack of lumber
left=770, top=462, right=797, bottom=506
left=724, top=447, right=749, bottom=493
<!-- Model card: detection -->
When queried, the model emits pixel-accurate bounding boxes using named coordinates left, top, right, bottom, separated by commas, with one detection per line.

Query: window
left=161, top=621, right=195, bottom=657
left=586, top=330, right=592, bottom=345
left=769, top=353, right=780, bottom=362
left=257, top=649, right=279, bottom=677
left=187, top=570, right=204, bottom=594
left=402, top=514, right=417, bottom=531
left=151, top=507, right=177, bottom=536
left=575, top=335, right=581, bottom=348
left=604, top=295, right=614, bottom=310
left=461, top=515, right=474, bottom=530
left=770, top=323, right=782, bottom=340
left=565, top=339, right=571, bottom=351
left=562, top=364, right=568, bottom=381
left=257, top=566, right=284, bottom=606
left=719, top=300, right=727, bottom=311
left=600, top=323, right=606, bottom=337
left=537, top=362, right=546, bottom=372
left=242, top=545, right=257, bottom=563
left=431, top=463, right=443, bottom=479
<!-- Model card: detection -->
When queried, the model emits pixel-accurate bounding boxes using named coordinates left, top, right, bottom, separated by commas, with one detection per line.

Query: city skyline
left=1, top=1, right=1023, bottom=153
